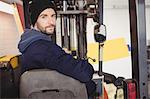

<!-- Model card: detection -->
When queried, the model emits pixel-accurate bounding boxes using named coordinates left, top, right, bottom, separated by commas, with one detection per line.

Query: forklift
left=0, top=0, right=148, bottom=99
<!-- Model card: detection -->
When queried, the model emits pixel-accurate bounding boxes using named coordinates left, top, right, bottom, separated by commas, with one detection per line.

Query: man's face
left=34, top=8, right=56, bottom=35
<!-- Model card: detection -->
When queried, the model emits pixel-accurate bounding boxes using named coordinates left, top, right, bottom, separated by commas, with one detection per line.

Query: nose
left=48, top=17, right=56, bottom=25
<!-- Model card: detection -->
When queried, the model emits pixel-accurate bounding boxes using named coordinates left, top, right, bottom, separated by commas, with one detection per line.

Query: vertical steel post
left=62, top=0, right=69, bottom=49
left=128, top=0, right=148, bottom=98
left=23, top=0, right=30, bottom=28
left=97, top=0, right=104, bottom=76
left=76, top=0, right=87, bottom=59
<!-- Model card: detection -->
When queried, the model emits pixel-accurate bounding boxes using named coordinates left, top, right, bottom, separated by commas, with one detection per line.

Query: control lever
left=94, top=24, right=106, bottom=76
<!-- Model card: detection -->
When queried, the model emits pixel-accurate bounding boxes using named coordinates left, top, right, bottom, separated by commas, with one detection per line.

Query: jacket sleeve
left=28, top=40, right=95, bottom=82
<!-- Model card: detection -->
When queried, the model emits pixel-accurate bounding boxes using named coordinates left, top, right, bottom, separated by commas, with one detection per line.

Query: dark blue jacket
left=18, top=29, right=96, bottom=96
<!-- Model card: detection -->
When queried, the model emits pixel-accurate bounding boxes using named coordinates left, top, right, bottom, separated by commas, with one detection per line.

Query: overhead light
left=0, top=0, right=22, bottom=5
left=0, top=1, right=14, bottom=14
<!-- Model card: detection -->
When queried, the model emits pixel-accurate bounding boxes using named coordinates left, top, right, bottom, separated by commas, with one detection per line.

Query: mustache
left=45, top=25, right=55, bottom=28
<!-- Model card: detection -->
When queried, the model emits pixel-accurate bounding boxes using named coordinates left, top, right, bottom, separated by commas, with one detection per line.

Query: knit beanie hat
left=29, top=0, right=57, bottom=26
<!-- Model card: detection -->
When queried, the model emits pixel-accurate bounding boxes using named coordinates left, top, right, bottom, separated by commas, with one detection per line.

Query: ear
left=33, top=23, right=38, bottom=30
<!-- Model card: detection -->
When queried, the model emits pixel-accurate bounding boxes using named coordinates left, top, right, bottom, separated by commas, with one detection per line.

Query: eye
left=52, top=14, right=56, bottom=18
left=40, top=14, right=47, bottom=19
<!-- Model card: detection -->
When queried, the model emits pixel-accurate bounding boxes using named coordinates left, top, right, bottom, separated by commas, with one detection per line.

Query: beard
left=35, top=22, right=56, bottom=35
left=45, top=27, right=55, bottom=34
left=39, top=26, right=55, bottom=35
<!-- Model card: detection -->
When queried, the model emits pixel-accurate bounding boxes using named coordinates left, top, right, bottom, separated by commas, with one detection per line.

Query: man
left=18, top=0, right=96, bottom=97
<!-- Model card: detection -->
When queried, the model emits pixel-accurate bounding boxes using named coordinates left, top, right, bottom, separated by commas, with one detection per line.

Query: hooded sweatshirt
left=18, top=29, right=52, bottom=53
left=18, top=29, right=96, bottom=95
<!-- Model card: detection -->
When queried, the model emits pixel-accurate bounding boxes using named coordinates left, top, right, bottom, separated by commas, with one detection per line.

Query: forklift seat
left=20, top=69, right=88, bottom=99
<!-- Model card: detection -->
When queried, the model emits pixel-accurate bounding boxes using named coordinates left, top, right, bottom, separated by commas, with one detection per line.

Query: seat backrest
left=9, top=55, right=20, bottom=69
left=0, top=55, right=21, bottom=98
left=9, top=55, right=21, bottom=98
left=20, top=69, right=88, bottom=99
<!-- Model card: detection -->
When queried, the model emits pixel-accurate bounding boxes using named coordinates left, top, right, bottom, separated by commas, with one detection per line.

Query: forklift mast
left=22, top=0, right=149, bottom=98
